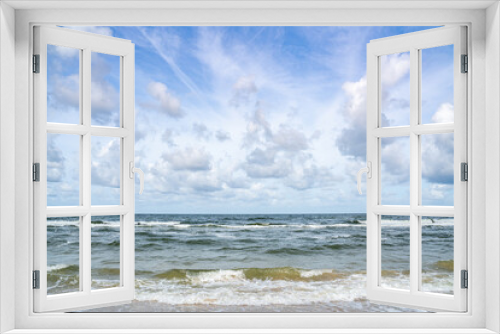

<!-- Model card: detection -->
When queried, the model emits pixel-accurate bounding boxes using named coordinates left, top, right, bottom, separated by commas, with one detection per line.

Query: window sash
left=32, top=25, right=136, bottom=313
left=366, top=26, right=468, bottom=312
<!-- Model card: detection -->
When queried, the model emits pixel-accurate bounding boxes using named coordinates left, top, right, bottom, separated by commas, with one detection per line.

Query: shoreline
left=81, top=299, right=428, bottom=313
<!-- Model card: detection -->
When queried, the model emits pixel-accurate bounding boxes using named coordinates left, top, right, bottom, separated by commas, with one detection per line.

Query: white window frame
left=365, top=26, right=468, bottom=312
left=33, top=26, right=136, bottom=312
left=1, top=1, right=499, bottom=333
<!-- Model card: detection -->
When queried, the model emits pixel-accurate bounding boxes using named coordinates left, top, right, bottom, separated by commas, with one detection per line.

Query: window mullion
left=409, top=47, right=420, bottom=294
left=82, top=47, right=92, bottom=295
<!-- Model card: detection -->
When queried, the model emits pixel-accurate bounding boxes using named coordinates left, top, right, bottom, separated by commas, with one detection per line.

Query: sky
left=46, top=26, right=455, bottom=213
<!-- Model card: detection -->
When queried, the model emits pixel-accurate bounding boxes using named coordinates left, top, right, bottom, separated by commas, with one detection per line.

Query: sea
left=46, top=214, right=454, bottom=312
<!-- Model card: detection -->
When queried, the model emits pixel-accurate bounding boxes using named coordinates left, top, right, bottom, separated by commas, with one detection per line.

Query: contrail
left=139, top=27, right=203, bottom=98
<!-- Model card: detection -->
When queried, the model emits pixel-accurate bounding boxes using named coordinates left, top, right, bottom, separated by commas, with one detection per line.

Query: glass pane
left=47, top=216, right=80, bottom=295
left=380, top=215, right=410, bottom=290
left=380, top=52, right=410, bottom=127
left=91, top=52, right=121, bottom=127
left=421, top=45, right=454, bottom=124
left=421, top=216, right=454, bottom=295
left=381, top=137, right=410, bottom=205
left=47, top=44, right=80, bottom=124
left=92, top=215, right=121, bottom=290
left=47, top=133, right=80, bottom=206
left=91, top=136, right=121, bottom=205
left=421, top=133, right=454, bottom=206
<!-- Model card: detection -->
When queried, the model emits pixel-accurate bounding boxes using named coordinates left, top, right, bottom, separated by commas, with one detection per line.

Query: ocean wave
left=136, top=221, right=181, bottom=226
left=129, top=268, right=452, bottom=306
left=133, top=223, right=366, bottom=230
left=46, top=266, right=453, bottom=306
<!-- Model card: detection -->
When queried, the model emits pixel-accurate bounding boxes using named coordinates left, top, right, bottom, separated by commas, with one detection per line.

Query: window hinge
left=461, top=54, right=468, bottom=73
left=461, top=270, right=468, bottom=289
left=33, top=270, right=40, bottom=289
left=461, top=162, right=468, bottom=182
left=33, top=54, right=40, bottom=73
left=33, top=163, right=40, bottom=182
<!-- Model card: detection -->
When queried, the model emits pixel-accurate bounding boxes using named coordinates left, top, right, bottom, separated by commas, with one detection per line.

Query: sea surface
left=46, top=214, right=454, bottom=312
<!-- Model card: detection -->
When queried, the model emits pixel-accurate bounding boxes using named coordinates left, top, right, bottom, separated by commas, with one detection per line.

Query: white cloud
left=272, top=125, right=309, bottom=152
left=335, top=77, right=367, bottom=159
left=432, top=103, right=454, bottom=123
left=421, top=133, right=454, bottom=184
left=91, top=138, right=120, bottom=188
left=381, top=52, right=410, bottom=87
left=91, top=80, right=120, bottom=124
left=231, top=76, right=257, bottom=106
left=285, top=165, right=338, bottom=190
left=139, top=28, right=203, bottom=98
left=246, top=148, right=276, bottom=166
left=215, top=130, right=231, bottom=142
left=53, top=46, right=79, bottom=58
left=47, top=137, right=65, bottom=182
left=163, top=147, right=212, bottom=171
left=192, top=122, right=212, bottom=141
left=243, top=160, right=291, bottom=179
left=147, top=81, right=183, bottom=118
left=48, top=74, right=80, bottom=110
left=380, top=137, right=410, bottom=184
left=161, top=128, right=176, bottom=146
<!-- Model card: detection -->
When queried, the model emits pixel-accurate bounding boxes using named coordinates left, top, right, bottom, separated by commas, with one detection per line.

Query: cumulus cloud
left=47, top=137, right=65, bottom=182
left=380, top=52, right=410, bottom=87
left=163, top=147, right=212, bottom=171
left=243, top=160, right=291, bottom=179
left=336, top=60, right=403, bottom=160
left=91, top=138, right=121, bottom=188
left=162, top=128, right=176, bottom=146
left=246, top=148, right=276, bottom=166
left=90, top=53, right=121, bottom=126
left=422, top=132, right=454, bottom=184
left=147, top=81, right=183, bottom=118
left=380, top=137, right=410, bottom=185
left=335, top=77, right=367, bottom=159
left=48, top=74, right=80, bottom=112
left=192, top=122, right=212, bottom=141
left=215, top=130, right=231, bottom=142
left=243, top=106, right=272, bottom=147
left=272, top=125, right=309, bottom=152
left=432, top=103, right=454, bottom=123
left=231, top=76, right=257, bottom=106
left=187, top=174, right=222, bottom=192
left=53, top=46, right=80, bottom=58
left=285, top=165, right=337, bottom=190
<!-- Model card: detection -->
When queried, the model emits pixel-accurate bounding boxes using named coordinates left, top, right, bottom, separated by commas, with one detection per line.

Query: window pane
left=47, top=44, right=80, bottom=124
left=381, top=137, right=410, bottom=205
left=380, top=52, right=410, bottom=127
left=47, top=133, right=80, bottom=206
left=421, top=216, right=454, bottom=295
left=92, top=215, right=121, bottom=290
left=421, top=45, right=454, bottom=124
left=91, top=136, right=121, bottom=205
left=421, top=133, right=454, bottom=206
left=380, top=215, right=410, bottom=290
left=91, top=52, right=121, bottom=127
left=47, top=217, right=80, bottom=295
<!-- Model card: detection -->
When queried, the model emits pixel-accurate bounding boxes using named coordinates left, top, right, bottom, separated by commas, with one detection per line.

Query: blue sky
left=46, top=26, right=455, bottom=213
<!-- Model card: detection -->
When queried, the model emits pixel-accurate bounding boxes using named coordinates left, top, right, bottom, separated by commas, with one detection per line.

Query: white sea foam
left=89, top=269, right=453, bottom=306
left=136, top=221, right=181, bottom=226
left=47, top=220, right=79, bottom=227
left=188, top=269, right=246, bottom=284
left=47, top=264, right=73, bottom=272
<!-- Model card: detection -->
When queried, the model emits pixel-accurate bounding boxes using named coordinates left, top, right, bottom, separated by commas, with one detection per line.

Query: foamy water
left=46, top=214, right=454, bottom=312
